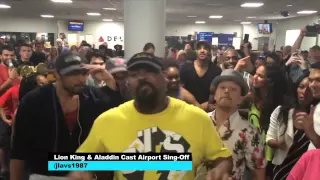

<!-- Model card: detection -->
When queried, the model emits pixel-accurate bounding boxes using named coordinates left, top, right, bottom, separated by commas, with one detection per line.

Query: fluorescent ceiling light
left=103, top=8, right=116, bottom=10
left=241, top=3, right=264, bottom=7
left=0, top=4, right=11, bottom=9
left=241, top=21, right=252, bottom=24
left=51, top=0, right=72, bottom=3
left=87, top=12, right=101, bottom=16
left=102, top=19, right=113, bottom=22
left=195, top=21, right=206, bottom=24
left=187, top=16, right=197, bottom=18
left=297, top=10, right=318, bottom=14
left=41, top=15, right=54, bottom=18
left=206, top=4, right=222, bottom=6
left=287, top=5, right=292, bottom=7
left=209, top=15, right=223, bottom=19
left=247, top=16, right=256, bottom=19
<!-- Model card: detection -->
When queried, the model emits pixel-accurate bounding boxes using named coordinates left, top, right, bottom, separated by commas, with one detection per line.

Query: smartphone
left=244, top=34, right=249, bottom=43
left=295, top=104, right=310, bottom=114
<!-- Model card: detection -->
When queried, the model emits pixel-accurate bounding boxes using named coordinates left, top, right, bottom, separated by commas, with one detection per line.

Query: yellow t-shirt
left=249, top=104, right=273, bottom=161
left=77, top=97, right=231, bottom=180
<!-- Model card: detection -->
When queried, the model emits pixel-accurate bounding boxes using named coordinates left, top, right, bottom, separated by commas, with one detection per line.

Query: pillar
left=124, top=0, right=166, bottom=59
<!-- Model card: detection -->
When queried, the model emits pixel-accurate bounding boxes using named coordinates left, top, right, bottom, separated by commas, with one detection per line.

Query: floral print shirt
left=195, top=111, right=266, bottom=180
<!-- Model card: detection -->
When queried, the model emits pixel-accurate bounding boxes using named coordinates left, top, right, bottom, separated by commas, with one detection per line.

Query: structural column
left=124, top=0, right=166, bottom=59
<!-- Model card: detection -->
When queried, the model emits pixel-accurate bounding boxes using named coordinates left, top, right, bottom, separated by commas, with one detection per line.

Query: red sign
left=98, top=36, right=104, bottom=42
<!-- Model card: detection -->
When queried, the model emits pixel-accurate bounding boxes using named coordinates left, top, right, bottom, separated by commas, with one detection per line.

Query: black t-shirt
left=30, top=52, right=46, bottom=66
left=11, top=84, right=117, bottom=176
left=180, top=62, right=222, bottom=104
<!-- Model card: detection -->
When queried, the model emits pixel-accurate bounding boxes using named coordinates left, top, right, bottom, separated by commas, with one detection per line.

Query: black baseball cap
left=196, top=41, right=211, bottom=51
left=127, top=52, right=164, bottom=72
left=55, top=51, right=87, bottom=76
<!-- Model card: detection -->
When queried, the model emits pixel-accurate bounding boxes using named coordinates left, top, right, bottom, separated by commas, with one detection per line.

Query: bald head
left=223, top=49, right=239, bottom=69
left=224, top=49, right=238, bottom=57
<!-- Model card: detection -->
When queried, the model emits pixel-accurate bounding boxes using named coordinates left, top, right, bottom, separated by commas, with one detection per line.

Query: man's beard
left=135, top=80, right=158, bottom=109
left=3, top=59, right=11, bottom=67
left=62, top=81, right=85, bottom=96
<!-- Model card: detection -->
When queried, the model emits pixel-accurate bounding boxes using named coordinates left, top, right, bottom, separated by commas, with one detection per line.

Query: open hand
left=286, top=55, right=307, bottom=69
left=234, top=56, right=250, bottom=71
left=85, top=64, right=114, bottom=82
left=8, top=68, right=17, bottom=79
left=295, top=105, right=315, bottom=132
left=278, top=138, right=287, bottom=150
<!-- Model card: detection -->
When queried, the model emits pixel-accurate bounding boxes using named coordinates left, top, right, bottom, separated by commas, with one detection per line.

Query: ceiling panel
left=0, top=0, right=318, bottom=23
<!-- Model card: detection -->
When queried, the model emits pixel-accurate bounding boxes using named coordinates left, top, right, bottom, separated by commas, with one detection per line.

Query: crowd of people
left=0, top=26, right=318, bottom=180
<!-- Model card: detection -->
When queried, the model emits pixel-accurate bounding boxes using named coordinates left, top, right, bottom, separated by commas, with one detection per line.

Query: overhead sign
left=215, top=34, right=234, bottom=48
left=197, top=32, right=214, bottom=42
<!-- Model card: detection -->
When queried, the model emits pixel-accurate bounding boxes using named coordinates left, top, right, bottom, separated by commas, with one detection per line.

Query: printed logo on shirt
left=122, top=126, right=191, bottom=180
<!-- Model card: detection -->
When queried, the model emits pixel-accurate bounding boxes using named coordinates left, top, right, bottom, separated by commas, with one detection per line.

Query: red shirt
left=0, top=64, right=21, bottom=87
left=64, top=109, right=78, bottom=133
left=287, top=149, right=320, bottom=180
left=0, top=85, right=19, bottom=118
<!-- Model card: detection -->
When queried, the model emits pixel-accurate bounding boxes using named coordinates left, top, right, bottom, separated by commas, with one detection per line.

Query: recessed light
left=247, top=16, right=256, bottom=19
left=297, top=10, right=318, bottom=14
left=195, top=21, right=206, bottom=24
left=102, top=19, right=113, bottom=22
left=241, top=3, right=264, bottom=8
left=209, top=15, right=223, bottom=19
left=0, top=4, right=11, bottom=9
left=241, top=22, right=252, bottom=24
left=103, top=8, right=116, bottom=11
left=51, top=0, right=72, bottom=3
left=41, top=15, right=54, bottom=18
left=287, top=5, right=292, bottom=7
left=87, top=12, right=101, bottom=16
left=187, top=16, right=197, bottom=18
left=206, top=4, right=222, bottom=6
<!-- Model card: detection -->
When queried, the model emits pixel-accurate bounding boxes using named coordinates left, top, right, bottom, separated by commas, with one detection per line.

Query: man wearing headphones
left=10, top=52, right=116, bottom=180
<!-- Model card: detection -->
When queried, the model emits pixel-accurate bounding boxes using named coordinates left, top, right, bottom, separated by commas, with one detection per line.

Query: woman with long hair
left=248, top=64, right=288, bottom=178
left=267, top=72, right=313, bottom=180
left=46, top=47, right=59, bottom=82
left=250, top=64, right=288, bottom=132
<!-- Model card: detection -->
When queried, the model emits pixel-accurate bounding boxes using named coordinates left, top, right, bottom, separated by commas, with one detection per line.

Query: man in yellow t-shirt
left=69, top=52, right=232, bottom=180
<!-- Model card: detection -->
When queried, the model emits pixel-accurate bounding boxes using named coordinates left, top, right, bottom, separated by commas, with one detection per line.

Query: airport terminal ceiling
left=0, top=0, right=318, bottom=23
